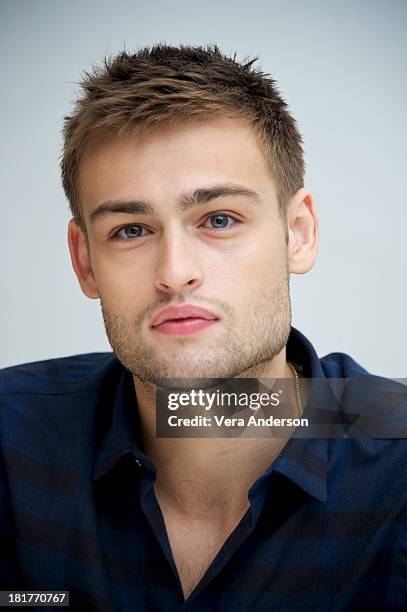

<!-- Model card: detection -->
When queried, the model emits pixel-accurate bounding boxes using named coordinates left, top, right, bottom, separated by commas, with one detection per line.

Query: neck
left=133, top=349, right=298, bottom=519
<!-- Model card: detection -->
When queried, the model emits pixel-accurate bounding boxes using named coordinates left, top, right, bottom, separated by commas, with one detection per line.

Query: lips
left=150, top=304, right=218, bottom=328
left=150, top=304, right=219, bottom=336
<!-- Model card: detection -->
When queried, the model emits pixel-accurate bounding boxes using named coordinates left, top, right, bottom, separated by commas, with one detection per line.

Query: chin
left=154, top=376, right=226, bottom=392
left=132, top=354, right=234, bottom=388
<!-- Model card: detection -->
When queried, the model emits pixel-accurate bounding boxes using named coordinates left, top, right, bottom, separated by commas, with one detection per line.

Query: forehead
left=78, top=117, right=277, bottom=216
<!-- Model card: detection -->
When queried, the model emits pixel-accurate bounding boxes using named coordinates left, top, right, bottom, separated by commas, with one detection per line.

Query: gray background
left=1, top=0, right=406, bottom=376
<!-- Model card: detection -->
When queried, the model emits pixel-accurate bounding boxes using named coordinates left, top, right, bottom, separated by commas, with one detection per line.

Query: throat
left=155, top=484, right=250, bottom=600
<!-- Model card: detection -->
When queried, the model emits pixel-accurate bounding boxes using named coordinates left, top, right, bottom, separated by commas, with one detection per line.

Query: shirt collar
left=93, top=366, right=139, bottom=480
left=270, top=327, right=330, bottom=502
left=93, top=327, right=331, bottom=501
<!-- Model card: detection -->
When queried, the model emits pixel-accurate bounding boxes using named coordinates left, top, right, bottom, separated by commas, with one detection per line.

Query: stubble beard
left=100, top=266, right=292, bottom=388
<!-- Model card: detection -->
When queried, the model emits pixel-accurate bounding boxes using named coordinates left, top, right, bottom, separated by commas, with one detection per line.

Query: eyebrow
left=88, top=184, right=261, bottom=224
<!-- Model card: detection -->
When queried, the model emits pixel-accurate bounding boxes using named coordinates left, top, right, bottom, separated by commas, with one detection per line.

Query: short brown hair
left=61, top=44, right=304, bottom=228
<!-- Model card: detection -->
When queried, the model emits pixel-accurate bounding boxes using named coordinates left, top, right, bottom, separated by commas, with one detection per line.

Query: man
left=0, top=45, right=406, bottom=611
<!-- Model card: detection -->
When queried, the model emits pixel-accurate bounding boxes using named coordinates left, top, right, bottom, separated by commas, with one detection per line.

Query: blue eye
left=205, top=213, right=235, bottom=230
left=115, top=225, right=148, bottom=240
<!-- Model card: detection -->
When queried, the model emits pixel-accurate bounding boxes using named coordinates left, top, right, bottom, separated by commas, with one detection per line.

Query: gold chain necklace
left=287, top=361, right=303, bottom=417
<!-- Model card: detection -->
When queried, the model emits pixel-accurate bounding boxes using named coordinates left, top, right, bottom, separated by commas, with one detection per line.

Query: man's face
left=77, top=117, right=292, bottom=383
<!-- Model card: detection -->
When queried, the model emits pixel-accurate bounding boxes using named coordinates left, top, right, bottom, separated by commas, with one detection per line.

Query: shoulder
left=306, top=344, right=406, bottom=478
left=320, top=350, right=371, bottom=378
left=0, top=353, right=127, bottom=477
left=0, top=352, right=121, bottom=396
left=0, top=352, right=124, bottom=442
left=320, top=349, right=406, bottom=436
left=319, top=352, right=407, bottom=504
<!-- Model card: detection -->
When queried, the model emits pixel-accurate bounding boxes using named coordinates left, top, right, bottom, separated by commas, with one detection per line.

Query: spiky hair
left=61, top=44, right=304, bottom=227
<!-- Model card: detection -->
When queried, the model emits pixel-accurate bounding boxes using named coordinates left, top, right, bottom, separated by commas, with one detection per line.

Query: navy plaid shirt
left=1, top=328, right=406, bottom=611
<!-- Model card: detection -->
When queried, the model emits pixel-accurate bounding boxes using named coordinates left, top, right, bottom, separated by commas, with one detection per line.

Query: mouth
left=150, top=304, right=219, bottom=336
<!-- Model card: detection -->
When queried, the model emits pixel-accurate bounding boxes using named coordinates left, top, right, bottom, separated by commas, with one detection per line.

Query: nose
left=154, top=228, right=204, bottom=296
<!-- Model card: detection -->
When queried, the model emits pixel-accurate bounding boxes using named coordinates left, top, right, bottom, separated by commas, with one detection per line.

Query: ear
left=67, top=219, right=99, bottom=299
left=287, top=187, right=319, bottom=274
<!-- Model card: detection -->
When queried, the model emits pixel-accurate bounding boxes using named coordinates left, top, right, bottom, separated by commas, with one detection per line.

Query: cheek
left=92, top=249, right=148, bottom=292
left=211, top=231, right=285, bottom=278
left=92, top=262, right=150, bottom=323
left=207, top=250, right=286, bottom=307
left=250, top=226, right=288, bottom=275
